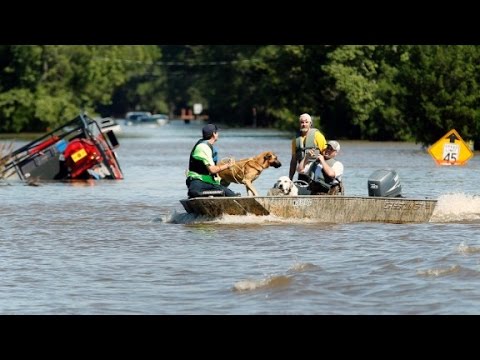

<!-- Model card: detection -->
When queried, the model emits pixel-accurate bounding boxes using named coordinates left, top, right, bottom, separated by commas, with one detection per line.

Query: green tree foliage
left=2, top=44, right=480, bottom=149
left=109, top=45, right=166, bottom=116
left=322, top=45, right=413, bottom=140
left=397, top=45, right=480, bottom=146
left=247, top=45, right=330, bottom=130
left=193, top=45, right=272, bottom=126
left=180, top=45, right=333, bottom=132
left=323, top=46, right=381, bottom=129
left=0, top=45, right=160, bottom=132
left=160, top=45, right=214, bottom=118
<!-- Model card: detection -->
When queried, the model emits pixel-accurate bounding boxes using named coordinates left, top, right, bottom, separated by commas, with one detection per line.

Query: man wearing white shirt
left=296, top=140, right=344, bottom=195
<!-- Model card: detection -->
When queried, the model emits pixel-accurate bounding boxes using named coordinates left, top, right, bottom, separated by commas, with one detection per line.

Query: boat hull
left=180, top=195, right=437, bottom=223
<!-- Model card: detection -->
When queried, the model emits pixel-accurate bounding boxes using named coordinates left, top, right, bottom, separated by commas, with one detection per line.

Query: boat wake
left=232, top=261, right=319, bottom=292
left=233, top=275, right=292, bottom=292
left=430, top=193, right=480, bottom=223
left=166, top=210, right=332, bottom=225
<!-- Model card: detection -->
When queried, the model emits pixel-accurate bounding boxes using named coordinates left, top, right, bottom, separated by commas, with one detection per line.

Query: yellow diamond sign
left=428, top=129, right=473, bottom=166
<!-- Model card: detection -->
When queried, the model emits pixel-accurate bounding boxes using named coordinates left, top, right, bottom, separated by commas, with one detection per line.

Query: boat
left=0, top=113, right=124, bottom=181
left=180, top=195, right=437, bottom=223
left=179, top=169, right=437, bottom=224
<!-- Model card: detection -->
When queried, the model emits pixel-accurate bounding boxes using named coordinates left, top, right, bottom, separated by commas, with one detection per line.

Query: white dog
left=267, top=176, right=299, bottom=196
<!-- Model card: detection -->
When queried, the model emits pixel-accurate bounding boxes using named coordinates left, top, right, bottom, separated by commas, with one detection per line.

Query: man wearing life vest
left=297, top=140, right=344, bottom=195
left=289, top=113, right=327, bottom=182
left=186, top=123, right=238, bottom=198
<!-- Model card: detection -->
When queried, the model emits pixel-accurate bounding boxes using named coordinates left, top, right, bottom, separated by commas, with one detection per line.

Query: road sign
left=193, top=103, right=203, bottom=115
left=427, top=129, right=473, bottom=166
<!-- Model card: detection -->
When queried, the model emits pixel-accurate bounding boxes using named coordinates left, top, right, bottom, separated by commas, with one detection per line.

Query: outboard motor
left=368, top=169, right=402, bottom=197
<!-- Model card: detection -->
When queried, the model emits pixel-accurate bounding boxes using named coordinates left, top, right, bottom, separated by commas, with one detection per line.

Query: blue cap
left=202, top=124, right=218, bottom=139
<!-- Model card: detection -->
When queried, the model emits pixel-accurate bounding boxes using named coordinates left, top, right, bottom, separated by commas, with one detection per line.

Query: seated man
left=296, top=140, right=344, bottom=195
left=186, top=123, right=239, bottom=198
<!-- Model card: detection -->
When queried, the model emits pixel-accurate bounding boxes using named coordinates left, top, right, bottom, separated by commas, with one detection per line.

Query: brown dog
left=218, top=151, right=282, bottom=196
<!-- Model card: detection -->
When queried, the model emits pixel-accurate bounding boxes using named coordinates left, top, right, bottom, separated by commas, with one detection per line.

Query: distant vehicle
left=125, top=111, right=152, bottom=126
left=143, top=114, right=169, bottom=126
left=128, top=113, right=169, bottom=127
left=94, top=117, right=122, bottom=134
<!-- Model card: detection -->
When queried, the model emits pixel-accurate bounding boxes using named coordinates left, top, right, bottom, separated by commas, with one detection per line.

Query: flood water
left=2, top=120, right=480, bottom=314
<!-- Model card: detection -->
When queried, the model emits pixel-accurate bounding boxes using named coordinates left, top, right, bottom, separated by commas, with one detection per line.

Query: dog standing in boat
left=267, top=176, right=299, bottom=196
left=218, top=151, right=282, bottom=196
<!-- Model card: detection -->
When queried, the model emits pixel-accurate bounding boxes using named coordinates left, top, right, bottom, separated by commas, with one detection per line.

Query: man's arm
left=316, top=154, right=335, bottom=178
left=207, top=158, right=234, bottom=175
left=331, top=161, right=344, bottom=179
left=289, top=154, right=297, bottom=180
left=297, top=149, right=314, bottom=173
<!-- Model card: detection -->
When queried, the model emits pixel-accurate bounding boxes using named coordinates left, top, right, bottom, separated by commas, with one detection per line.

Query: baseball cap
left=202, top=123, right=218, bottom=139
left=327, top=140, right=340, bottom=152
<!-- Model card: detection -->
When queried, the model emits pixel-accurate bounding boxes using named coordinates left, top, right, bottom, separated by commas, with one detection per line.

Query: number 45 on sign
left=427, top=129, right=474, bottom=166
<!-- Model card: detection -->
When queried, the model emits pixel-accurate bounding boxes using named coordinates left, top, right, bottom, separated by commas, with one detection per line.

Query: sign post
left=427, top=129, right=473, bottom=166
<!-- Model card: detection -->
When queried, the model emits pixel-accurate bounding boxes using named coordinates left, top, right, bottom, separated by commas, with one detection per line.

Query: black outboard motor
left=368, top=169, right=402, bottom=197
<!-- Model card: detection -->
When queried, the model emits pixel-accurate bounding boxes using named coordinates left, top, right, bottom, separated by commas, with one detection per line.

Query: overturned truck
left=0, top=113, right=123, bottom=181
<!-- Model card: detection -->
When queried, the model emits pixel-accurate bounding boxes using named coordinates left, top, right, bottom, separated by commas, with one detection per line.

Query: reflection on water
left=1, top=121, right=480, bottom=314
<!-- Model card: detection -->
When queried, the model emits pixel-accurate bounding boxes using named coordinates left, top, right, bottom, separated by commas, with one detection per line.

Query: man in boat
left=297, top=140, right=344, bottom=195
left=289, top=113, right=327, bottom=182
left=186, top=123, right=239, bottom=198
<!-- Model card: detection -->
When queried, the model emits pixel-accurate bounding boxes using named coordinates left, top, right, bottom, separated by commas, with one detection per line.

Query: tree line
left=0, top=45, right=479, bottom=147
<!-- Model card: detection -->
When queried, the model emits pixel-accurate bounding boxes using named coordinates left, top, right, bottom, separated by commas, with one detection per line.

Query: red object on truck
left=28, top=136, right=60, bottom=155
left=64, top=138, right=103, bottom=179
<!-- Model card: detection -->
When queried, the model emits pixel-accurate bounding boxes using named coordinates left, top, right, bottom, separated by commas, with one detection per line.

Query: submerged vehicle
left=180, top=169, right=437, bottom=224
left=0, top=113, right=123, bottom=181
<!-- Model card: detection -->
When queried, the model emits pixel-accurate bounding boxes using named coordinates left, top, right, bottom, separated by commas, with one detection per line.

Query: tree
left=0, top=45, right=161, bottom=132
left=398, top=45, right=480, bottom=146
left=322, top=45, right=412, bottom=140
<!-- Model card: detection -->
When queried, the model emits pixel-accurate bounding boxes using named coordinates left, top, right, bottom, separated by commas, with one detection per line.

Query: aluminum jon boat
left=179, top=195, right=437, bottom=224
left=180, top=169, right=437, bottom=224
